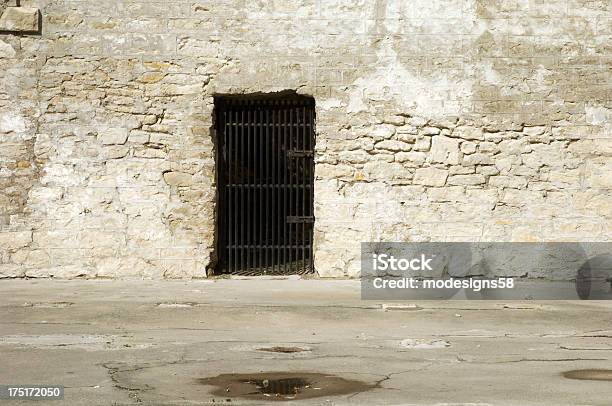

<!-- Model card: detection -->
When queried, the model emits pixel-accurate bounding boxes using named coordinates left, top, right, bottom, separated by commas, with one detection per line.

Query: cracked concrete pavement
left=0, top=278, right=611, bottom=405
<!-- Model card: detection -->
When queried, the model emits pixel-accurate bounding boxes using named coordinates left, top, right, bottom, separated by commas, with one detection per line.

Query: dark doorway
left=215, top=94, right=315, bottom=275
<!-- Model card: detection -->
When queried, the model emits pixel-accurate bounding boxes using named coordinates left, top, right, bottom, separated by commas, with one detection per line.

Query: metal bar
left=282, top=103, right=288, bottom=273
left=226, top=107, right=231, bottom=274
left=285, top=102, right=300, bottom=273
left=234, top=103, right=238, bottom=274
left=246, top=102, right=251, bottom=272
left=271, top=104, right=277, bottom=273
left=255, top=105, right=265, bottom=272
left=309, top=106, right=314, bottom=273
left=262, top=109, right=271, bottom=271
left=279, top=101, right=284, bottom=273
left=240, top=104, right=244, bottom=273
left=300, top=106, right=308, bottom=268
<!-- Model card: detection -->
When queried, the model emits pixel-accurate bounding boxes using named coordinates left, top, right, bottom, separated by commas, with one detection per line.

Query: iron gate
left=216, top=96, right=315, bottom=275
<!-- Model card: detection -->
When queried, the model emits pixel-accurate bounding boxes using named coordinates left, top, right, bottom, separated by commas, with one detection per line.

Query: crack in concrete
left=100, top=356, right=205, bottom=402
left=559, top=345, right=612, bottom=351
left=0, top=322, right=93, bottom=325
left=101, top=363, right=147, bottom=403
left=482, top=357, right=608, bottom=364
left=346, top=364, right=434, bottom=400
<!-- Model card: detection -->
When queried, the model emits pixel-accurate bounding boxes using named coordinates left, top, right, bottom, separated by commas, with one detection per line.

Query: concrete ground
left=0, top=278, right=611, bottom=406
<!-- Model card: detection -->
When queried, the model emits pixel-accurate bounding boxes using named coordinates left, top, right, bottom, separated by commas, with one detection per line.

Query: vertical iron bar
left=288, top=102, right=300, bottom=273
left=233, top=107, right=239, bottom=273
left=309, top=106, right=314, bottom=273
left=278, top=102, right=283, bottom=273
left=226, top=107, right=231, bottom=274
left=283, top=104, right=288, bottom=273
left=259, top=105, right=264, bottom=273
left=247, top=103, right=251, bottom=272
left=300, top=105, right=310, bottom=272
left=229, top=107, right=234, bottom=273
left=271, top=104, right=276, bottom=273
left=239, top=104, right=244, bottom=273
left=264, top=106, right=269, bottom=272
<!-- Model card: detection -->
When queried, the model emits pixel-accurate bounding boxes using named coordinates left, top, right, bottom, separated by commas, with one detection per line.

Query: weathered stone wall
left=0, top=0, right=610, bottom=278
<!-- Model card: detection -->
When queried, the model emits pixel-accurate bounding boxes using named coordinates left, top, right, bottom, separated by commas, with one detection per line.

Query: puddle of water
left=563, top=369, right=612, bottom=381
left=256, top=346, right=310, bottom=353
left=199, top=372, right=375, bottom=401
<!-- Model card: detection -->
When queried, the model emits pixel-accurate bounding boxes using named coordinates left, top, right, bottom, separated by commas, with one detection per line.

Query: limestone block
left=397, top=132, right=417, bottom=143
left=364, top=161, right=408, bottom=181
left=413, top=137, right=431, bottom=151
left=413, top=167, right=448, bottom=187
left=370, top=125, right=395, bottom=140
left=408, top=116, right=427, bottom=127
left=163, top=171, right=194, bottom=186
left=316, top=164, right=353, bottom=179
left=29, top=265, right=95, bottom=279
left=104, top=145, right=129, bottom=159
left=0, top=231, right=32, bottom=250
left=479, top=142, right=499, bottom=153
left=0, top=109, right=26, bottom=133
left=395, top=151, right=426, bottom=165
left=396, top=125, right=417, bottom=135
left=450, top=166, right=474, bottom=175
left=447, top=174, right=486, bottom=186
left=11, top=249, right=50, bottom=268
left=375, top=140, right=412, bottom=152
left=568, top=139, right=612, bottom=157
left=339, top=150, right=369, bottom=164
left=454, top=126, right=484, bottom=140
left=0, top=38, right=15, bottom=58
left=423, top=126, right=441, bottom=135
left=382, top=115, right=404, bottom=125
left=494, top=156, right=516, bottom=173
left=460, top=141, right=477, bottom=154
left=431, top=135, right=460, bottom=164
left=477, top=166, right=500, bottom=176
left=0, top=7, right=40, bottom=32
left=99, top=128, right=129, bottom=145
left=0, top=264, right=24, bottom=278
left=585, top=158, right=612, bottom=188
left=499, top=139, right=531, bottom=155
left=134, top=147, right=167, bottom=159
left=489, top=175, right=528, bottom=189
left=428, top=186, right=465, bottom=202
left=462, top=153, right=494, bottom=165
left=128, top=130, right=151, bottom=144
left=523, top=126, right=546, bottom=136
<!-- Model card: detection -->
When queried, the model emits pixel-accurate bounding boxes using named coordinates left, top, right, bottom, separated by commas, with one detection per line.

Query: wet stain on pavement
left=563, top=369, right=612, bottom=381
left=199, top=372, right=376, bottom=401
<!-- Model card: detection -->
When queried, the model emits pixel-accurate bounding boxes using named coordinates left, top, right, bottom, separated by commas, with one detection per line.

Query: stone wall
left=0, top=0, right=610, bottom=279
